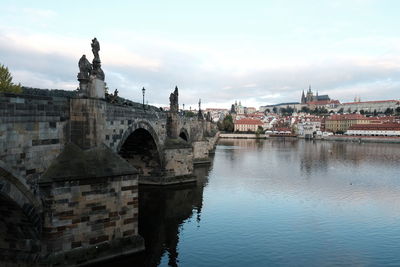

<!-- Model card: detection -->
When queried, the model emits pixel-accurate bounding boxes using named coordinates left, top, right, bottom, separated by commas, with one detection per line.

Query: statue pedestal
left=88, top=76, right=105, bottom=99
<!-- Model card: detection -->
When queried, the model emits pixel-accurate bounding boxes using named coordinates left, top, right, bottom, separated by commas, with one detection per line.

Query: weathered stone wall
left=192, top=141, right=210, bottom=162
left=70, top=98, right=106, bottom=149
left=40, top=174, right=142, bottom=265
left=104, top=103, right=167, bottom=153
left=163, top=147, right=194, bottom=178
left=0, top=93, right=69, bottom=194
left=178, top=117, right=205, bottom=142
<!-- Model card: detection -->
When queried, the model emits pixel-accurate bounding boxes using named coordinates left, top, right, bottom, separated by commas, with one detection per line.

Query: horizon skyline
left=1, top=0, right=400, bottom=109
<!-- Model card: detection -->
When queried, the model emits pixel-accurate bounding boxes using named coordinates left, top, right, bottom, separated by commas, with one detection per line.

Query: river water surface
left=112, top=139, right=400, bottom=266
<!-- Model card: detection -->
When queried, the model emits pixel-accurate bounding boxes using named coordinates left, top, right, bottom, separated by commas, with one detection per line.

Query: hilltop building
left=341, top=100, right=400, bottom=113
left=301, top=85, right=330, bottom=104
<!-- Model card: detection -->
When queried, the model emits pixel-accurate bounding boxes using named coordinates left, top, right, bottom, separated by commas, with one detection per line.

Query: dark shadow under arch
left=119, top=128, right=162, bottom=177
left=0, top=164, right=42, bottom=265
left=179, top=128, right=190, bottom=142
left=179, top=132, right=188, bottom=141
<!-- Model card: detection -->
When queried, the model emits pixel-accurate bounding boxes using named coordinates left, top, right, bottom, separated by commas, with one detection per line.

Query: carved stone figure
left=91, top=38, right=100, bottom=61
left=93, top=65, right=105, bottom=81
left=90, top=38, right=105, bottom=81
left=169, top=86, right=179, bottom=112
left=198, top=99, right=203, bottom=120
left=77, top=54, right=92, bottom=80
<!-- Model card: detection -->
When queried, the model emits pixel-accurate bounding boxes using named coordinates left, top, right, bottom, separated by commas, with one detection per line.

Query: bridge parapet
left=0, top=93, right=70, bottom=195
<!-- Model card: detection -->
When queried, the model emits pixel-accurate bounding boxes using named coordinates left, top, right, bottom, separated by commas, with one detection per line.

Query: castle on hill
left=301, top=85, right=330, bottom=104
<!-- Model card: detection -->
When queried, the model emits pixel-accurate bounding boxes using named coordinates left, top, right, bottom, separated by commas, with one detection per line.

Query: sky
left=1, top=0, right=400, bottom=109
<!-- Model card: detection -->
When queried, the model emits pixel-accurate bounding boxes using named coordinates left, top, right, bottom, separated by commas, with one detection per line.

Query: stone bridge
left=0, top=40, right=218, bottom=266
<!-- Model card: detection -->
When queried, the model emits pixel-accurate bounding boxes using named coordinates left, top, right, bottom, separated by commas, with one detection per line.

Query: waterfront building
left=297, top=117, right=322, bottom=138
left=325, top=114, right=370, bottom=133
left=346, top=123, right=400, bottom=136
left=234, top=118, right=263, bottom=132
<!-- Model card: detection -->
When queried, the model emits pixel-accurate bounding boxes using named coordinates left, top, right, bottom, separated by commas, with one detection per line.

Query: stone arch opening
left=179, top=132, right=188, bottom=141
left=0, top=193, right=41, bottom=265
left=119, top=128, right=162, bottom=177
left=0, top=164, right=42, bottom=265
left=179, top=128, right=189, bottom=142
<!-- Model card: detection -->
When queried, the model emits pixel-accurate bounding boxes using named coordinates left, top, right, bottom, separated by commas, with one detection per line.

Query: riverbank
left=220, top=133, right=400, bottom=144
left=320, top=135, right=400, bottom=144
left=219, top=133, right=266, bottom=139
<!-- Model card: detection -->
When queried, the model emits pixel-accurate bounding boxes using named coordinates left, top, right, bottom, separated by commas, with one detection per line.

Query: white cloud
left=1, top=26, right=400, bottom=109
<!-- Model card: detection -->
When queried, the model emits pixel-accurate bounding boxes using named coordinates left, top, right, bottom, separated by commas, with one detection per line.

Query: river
left=107, top=138, right=400, bottom=266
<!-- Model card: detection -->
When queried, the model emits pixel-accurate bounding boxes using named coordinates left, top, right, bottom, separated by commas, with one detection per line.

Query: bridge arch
left=179, top=128, right=190, bottom=142
left=0, top=162, right=42, bottom=264
left=118, top=121, right=164, bottom=177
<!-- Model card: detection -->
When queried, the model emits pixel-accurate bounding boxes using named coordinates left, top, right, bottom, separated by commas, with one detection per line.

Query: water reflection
left=100, top=165, right=211, bottom=267
left=104, top=139, right=400, bottom=266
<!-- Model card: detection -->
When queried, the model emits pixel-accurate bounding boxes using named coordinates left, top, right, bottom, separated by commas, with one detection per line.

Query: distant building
left=205, top=108, right=229, bottom=122
left=259, top=102, right=301, bottom=114
left=231, top=101, right=245, bottom=114
left=297, top=117, right=322, bottom=138
left=346, top=123, right=400, bottom=136
left=340, top=100, right=400, bottom=113
left=325, top=114, right=370, bottom=133
left=301, top=85, right=330, bottom=104
left=245, top=107, right=257, bottom=114
left=234, top=118, right=263, bottom=132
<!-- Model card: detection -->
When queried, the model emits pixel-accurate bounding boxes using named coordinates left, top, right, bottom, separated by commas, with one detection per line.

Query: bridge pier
left=39, top=143, right=144, bottom=266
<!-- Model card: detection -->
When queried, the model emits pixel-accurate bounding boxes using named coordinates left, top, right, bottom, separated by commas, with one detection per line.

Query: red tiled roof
left=307, top=100, right=341, bottom=105
left=235, top=118, right=263, bottom=125
left=348, top=123, right=400, bottom=131
left=326, top=114, right=366, bottom=121
left=274, top=127, right=292, bottom=131
left=205, top=108, right=228, bottom=111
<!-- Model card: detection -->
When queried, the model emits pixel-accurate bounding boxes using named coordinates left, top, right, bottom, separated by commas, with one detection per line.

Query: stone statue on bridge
left=169, top=86, right=179, bottom=113
left=91, top=38, right=100, bottom=61
left=198, top=98, right=204, bottom=120
left=90, top=37, right=105, bottom=81
left=77, top=55, right=92, bottom=91
left=77, top=38, right=106, bottom=97
left=78, top=55, right=92, bottom=79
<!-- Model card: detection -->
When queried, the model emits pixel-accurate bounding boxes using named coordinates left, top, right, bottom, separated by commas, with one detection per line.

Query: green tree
left=396, top=107, right=400, bottom=115
left=222, top=114, right=234, bottom=132
left=384, top=108, right=394, bottom=115
left=338, top=108, right=344, bottom=114
left=301, top=106, right=310, bottom=113
left=0, top=64, right=22, bottom=93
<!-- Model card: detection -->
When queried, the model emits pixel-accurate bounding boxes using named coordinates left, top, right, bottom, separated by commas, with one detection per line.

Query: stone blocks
left=40, top=174, right=143, bottom=265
